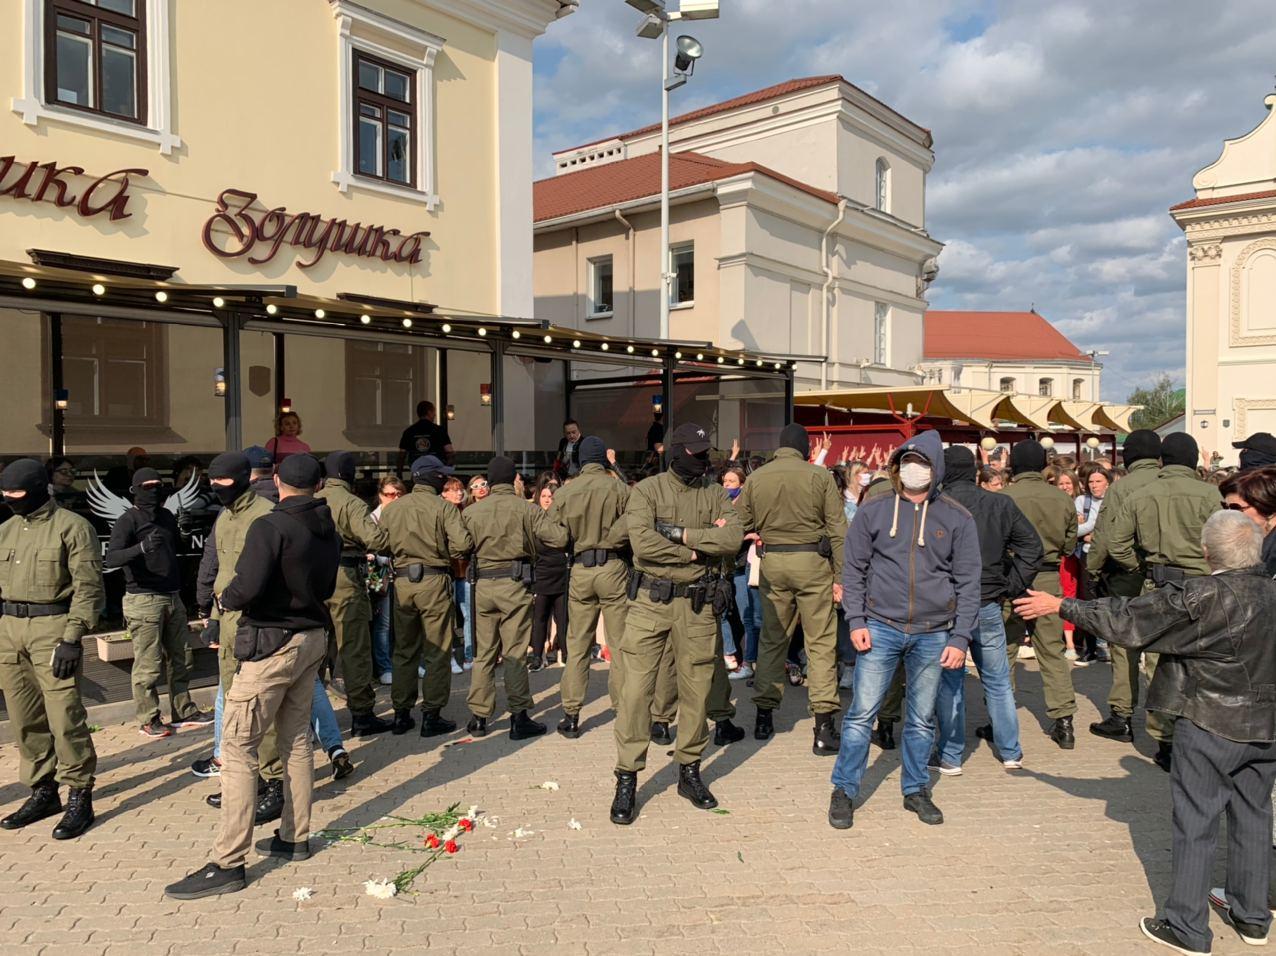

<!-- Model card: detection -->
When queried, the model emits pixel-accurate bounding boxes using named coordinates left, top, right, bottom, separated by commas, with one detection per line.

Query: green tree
left=1127, top=374, right=1185, bottom=430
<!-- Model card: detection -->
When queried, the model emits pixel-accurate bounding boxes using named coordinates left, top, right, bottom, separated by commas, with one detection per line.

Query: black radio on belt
left=648, top=578, right=674, bottom=604
left=576, top=548, right=613, bottom=568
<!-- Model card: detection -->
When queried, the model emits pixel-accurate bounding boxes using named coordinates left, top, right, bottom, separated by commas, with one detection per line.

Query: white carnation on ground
left=292, top=887, right=314, bottom=901
left=441, top=823, right=462, bottom=842
left=468, top=805, right=481, bottom=819
left=539, top=781, right=560, bottom=791
left=512, top=827, right=535, bottom=839
left=364, top=878, right=398, bottom=899
left=568, top=819, right=582, bottom=830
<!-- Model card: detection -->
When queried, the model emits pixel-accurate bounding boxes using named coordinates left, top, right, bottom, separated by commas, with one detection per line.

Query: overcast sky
left=532, top=0, right=1276, bottom=401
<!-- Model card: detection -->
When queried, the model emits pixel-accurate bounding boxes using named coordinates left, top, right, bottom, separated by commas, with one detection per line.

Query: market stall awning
left=1093, top=404, right=1137, bottom=433
left=1055, top=401, right=1102, bottom=431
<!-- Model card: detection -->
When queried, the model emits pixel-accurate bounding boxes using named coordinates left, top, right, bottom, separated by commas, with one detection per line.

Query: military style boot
left=676, top=760, right=718, bottom=810
left=714, top=719, right=745, bottom=745
left=649, top=721, right=674, bottom=746
left=812, top=713, right=841, bottom=756
left=420, top=709, right=457, bottom=737
left=871, top=720, right=896, bottom=750
left=557, top=713, right=581, bottom=739
left=466, top=715, right=488, bottom=737
left=255, top=779, right=285, bottom=825
left=1089, top=711, right=1134, bottom=743
left=51, top=787, right=94, bottom=840
left=1049, top=716, right=1076, bottom=750
left=0, top=779, right=61, bottom=830
left=351, top=712, right=393, bottom=737
left=510, top=710, right=547, bottom=740
left=753, top=708, right=774, bottom=740
left=391, top=710, right=416, bottom=735
left=610, top=770, right=638, bottom=826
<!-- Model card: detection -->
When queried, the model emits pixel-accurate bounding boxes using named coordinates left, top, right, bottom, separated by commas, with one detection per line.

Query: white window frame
left=331, top=0, right=442, bottom=208
left=12, top=0, right=181, bottom=154
left=586, top=254, right=613, bottom=319
left=873, top=302, right=889, bottom=365
left=874, top=157, right=891, bottom=213
left=1038, top=377, right=1054, bottom=397
left=669, top=241, right=695, bottom=310
left=1000, top=377, right=1015, bottom=393
left=1072, top=378, right=1084, bottom=400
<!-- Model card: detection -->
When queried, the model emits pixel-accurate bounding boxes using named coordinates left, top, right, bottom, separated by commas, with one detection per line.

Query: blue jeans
left=372, top=586, right=394, bottom=675
left=213, top=685, right=224, bottom=760
left=831, top=620, right=949, bottom=798
left=454, top=579, right=473, bottom=661
left=732, top=567, right=762, bottom=662
left=935, top=601, right=1021, bottom=765
left=213, top=677, right=343, bottom=759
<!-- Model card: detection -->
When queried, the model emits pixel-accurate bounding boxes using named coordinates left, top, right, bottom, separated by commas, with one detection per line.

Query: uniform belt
left=631, top=571, right=702, bottom=599
left=574, top=548, right=620, bottom=567
left=761, top=542, right=823, bottom=554
left=476, top=562, right=523, bottom=580
left=1, top=601, right=71, bottom=618
left=395, top=564, right=450, bottom=577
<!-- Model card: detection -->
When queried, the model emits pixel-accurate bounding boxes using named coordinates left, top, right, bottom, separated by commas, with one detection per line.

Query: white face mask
left=843, top=489, right=856, bottom=502
left=899, top=461, right=932, bottom=491
left=858, top=473, right=872, bottom=487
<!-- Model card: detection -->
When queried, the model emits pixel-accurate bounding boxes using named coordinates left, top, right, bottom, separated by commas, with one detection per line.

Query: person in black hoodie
left=165, top=454, right=340, bottom=900
left=106, top=467, right=212, bottom=738
left=931, top=447, right=1042, bottom=774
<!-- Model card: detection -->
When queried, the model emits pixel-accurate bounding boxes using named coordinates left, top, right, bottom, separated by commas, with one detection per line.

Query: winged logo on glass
left=85, top=471, right=203, bottom=527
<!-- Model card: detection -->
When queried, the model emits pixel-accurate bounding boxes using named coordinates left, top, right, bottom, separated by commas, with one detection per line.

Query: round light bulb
left=737, top=357, right=744, bottom=365
left=441, top=323, right=452, bottom=333
left=544, top=335, right=553, bottom=344
left=314, top=308, right=325, bottom=319
left=675, top=351, right=683, bottom=360
left=717, top=356, right=724, bottom=364
left=651, top=348, right=659, bottom=356
left=572, top=339, right=582, bottom=348
left=477, top=327, right=487, bottom=337
left=92, top=283, right=106, bottom=296
left=154, top=290, right=167, bottom=303
left=696, top=353, right=704, bottom=361
left=266, top=304, right=279, bottom=316
left=980, top=436, right=998, bottom=451
left=402, top=318, right=413, bottom=329
left=1040, top=435, right=1056, bottom=450
left=21, top=277, right=36, bottom=290
left=1086, top=436, right=1101, bottom=449
left=626, top=345, right=635, bottom=354
left=212, top=296, right=226, bottom=308
left=359, top=313, right=370, bottom=324
left=511, top=329, right=521, bottom=339
left=600, top=342, right=609, bottom=351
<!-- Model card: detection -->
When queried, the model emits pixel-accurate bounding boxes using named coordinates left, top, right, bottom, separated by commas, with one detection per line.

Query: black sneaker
left=329, top=748, right=354, bottom=780
left=1209, top=887, right=1270, bottom=945
left=140, top=717, right=174, bottom=739
left=467, top=715, right=488, bottom=737
left=173, top=709, right=215, bottom=729
left=828, top=787, right=854, bottom=830
left=191, top=756, right=221, bottom=778
left=527, top=654, right=544, bottom=672
left=1090, top=712, right=1134, bottom=742
left=871, top=720, right=896, bottom=750
left=165, top=862, right=247, bottom=900
left=650, top=721, right=674, bottom=746
left=902, top=789, right=944, bottom=825
left=255, top=829, right=311, bottom=861
left=1139, top=917, right=1210, bottom=954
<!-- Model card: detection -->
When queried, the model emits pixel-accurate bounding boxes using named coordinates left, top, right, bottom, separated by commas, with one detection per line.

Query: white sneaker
left=379, top=671, right=393, bottom=685
left=838, top=668, right=855, bottom=689
left=450, top=659, right=463, bottom=675
left=729, top=664, right=754, bottom=682
left=1003, top=757, right=1024, bottom=770
left=1017, top=644, right=1036, bottom=661
left=462, top=660, right=473, bottom=671
left=1064, top=648, right=1079, bottom=662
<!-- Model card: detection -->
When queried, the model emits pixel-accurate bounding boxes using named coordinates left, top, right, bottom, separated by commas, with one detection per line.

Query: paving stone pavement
left=0, top=657, right=1265, bottom=955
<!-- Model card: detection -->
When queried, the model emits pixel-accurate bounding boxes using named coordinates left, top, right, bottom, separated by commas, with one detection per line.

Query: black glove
left=50, top=640, right=82, bottom=680
left=139, top=529, right=164, bottom=554
left=654, top=521, right=686, bottom=545
left=202, top=619, right=220, bottom=647
left=177, top=509, right=194, bottom=536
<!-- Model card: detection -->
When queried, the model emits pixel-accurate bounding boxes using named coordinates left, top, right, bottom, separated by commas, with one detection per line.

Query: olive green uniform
left=651, top=577, right=738, bottom=726
left=1105, top=464, right=1221, bottom=743
left=547, top=463, right=630, bottom=717
left=735, top=447, right=847, bottom=716
left=0, top=500, right=102, bottom=788
left=316, top=479, right=389, bottom=716
left=616, top=473, right=743, bottom=772
left=1085, top=458, right=1162, bottom=727
left=213, top=490, right=281, bottom=780
left=463, top=486, right=567, bottom=718
left=378, top=485, right=472, bottom=714
left=1001, top=471, right=1078, bottom=720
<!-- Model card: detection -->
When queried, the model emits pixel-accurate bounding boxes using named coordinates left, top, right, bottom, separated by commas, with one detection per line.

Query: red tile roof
left=563, top=75, right=930, bottom=153
left=1170, top=188, right=1276, bottom=211
left=923, top=311, right=1093, bottom=363
left=534, top=150, right=837, bottom=223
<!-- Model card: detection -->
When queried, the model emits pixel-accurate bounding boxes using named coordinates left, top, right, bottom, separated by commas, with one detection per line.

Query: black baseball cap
left=411, top=454, right=454, bottom=476
left=1232, top=432, right=1276, bottom=455
left=670, top=422, right=711, bottom=454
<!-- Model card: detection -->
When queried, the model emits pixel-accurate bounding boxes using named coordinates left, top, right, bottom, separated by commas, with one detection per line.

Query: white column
left=493, top=29, right=535, bottom=318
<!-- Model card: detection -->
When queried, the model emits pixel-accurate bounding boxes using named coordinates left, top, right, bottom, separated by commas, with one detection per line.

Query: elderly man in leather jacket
left=1014, top=510, right=1276, bottom=956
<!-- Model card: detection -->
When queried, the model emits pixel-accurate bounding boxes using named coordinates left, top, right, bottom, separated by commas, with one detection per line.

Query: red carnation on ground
left=444, top=840, right=458, bottom=854
left=458, top=818, right=474, bottom=832
left=425, top=833, right=441, bottom=849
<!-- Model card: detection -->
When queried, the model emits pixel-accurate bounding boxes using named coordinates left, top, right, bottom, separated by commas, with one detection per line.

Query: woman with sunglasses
left=468, top=475, right=490, bottom=504
left=1221, top=468, right=1276, bottom=574
left=528, top=476, right=568, bottom=671
left=369, top=476, right=407, bottom=685
left=442, top=477, right=474, bottom=670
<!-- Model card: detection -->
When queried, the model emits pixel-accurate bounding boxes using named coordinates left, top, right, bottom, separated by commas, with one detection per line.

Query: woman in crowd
left=1045, top=465, right=1082, bottom=659
left=265, top=410, right=311, bottom=462
left=442, top=476, right=474, bottom=671
left=720, top=466, right=760, bottom=678
left=978, top=466, right=1005, bottom=491
left=1072, top=463, right=1112, bottom=662
left=45, top=456, right=84, bottom=511
left=1222, top=468, right=1276, bottom=572
left=467, top=474, right=490, bottom=504
left=528, top=475, right=568, bottom=671
left=830, top=465, right=858, bottom=689
left=370, top=475, right=406, bottom=684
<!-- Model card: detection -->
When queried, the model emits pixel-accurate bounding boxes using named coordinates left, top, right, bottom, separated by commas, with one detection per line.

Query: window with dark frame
left=588, top=256, right=613, bottom=316
left=353, top=50, right=415, bottom=188
left=45, top=0, right=146, bottom=124
left=670, top=243, right=694, bottom=306
left=344, top=339, right=430, bottom=446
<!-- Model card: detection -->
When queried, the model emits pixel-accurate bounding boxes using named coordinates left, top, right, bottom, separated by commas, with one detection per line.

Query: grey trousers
left=1164, top=717, right=1276, bottom=952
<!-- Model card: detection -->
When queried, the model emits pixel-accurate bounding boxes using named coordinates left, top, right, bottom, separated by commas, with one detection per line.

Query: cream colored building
left=534, top=76, right=943, bottom=394
left=1171, top=91, right=1276, bottom=465
left=1, top=0, right=574, bottom=463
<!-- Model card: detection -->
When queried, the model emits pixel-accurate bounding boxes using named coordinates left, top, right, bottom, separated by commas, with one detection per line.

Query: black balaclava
left=487, top=456, right=517, bottom=487
left=1010, top=440, right=1047, bottom=475
left=778, top=423, right=809, bottom=456
left=1122, top=429, right=1161, bottom=467
left=943, top=446, right=977, bottom=485
left=578, top=436, right=608, bottom=468
left=130, top=467, right=163, bottom=513
left=0, top=458, right=50, bottom=517
left=413, top=466, right=446, bottom=493
left=325, top=451, right=356, bottom=484
left=1161, top=433, right=1199, bottom=469
left=208, top=452, right=251, bottom=507
left=669, top=446, right=710, bottom=485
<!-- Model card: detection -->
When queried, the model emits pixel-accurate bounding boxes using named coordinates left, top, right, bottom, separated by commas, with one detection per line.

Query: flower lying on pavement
left=444, top=840, right=458, bottom=854
left=425, top=834, right=441, bottom=849
left=292, top=887, right=314, bottom=901
left=458, top=818, right=474, bottom=832
left=538, top=781, right=560, bottom=792
left=512, top=827, right=536, bottom=839
left=364, top=879, right=398, bottom=899
left=568, top=819, right=582, bottom=830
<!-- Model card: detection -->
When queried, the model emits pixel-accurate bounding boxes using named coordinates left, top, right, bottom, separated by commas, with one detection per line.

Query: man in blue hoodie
left=830, top=430, right=980, bottom=829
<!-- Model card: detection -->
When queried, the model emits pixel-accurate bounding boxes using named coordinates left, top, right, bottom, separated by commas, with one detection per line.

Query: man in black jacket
left=1015, top=510, right=1276, bottom=955
left=931, top=447, right=1042, bottom=773
left=106, top=468, right=212, bottom=738
left=165, top=454, right=341, bottom=900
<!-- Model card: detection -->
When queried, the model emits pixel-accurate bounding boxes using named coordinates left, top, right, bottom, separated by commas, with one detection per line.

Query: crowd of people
left=5, top=414, right=1276, bottom=954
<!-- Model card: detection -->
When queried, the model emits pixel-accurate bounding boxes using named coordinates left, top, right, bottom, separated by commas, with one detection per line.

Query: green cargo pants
left=615, top=591, right=717, bottom=772
left=123, top=591, right=196, bottom=725
left=753, top=552, right=839, bottom=715
left=391, top=574, right=454, bottom=714
left=217, top=608, right=282, bottom=781
left=1003, top=569, right=1076, bottom=720
left=560, top=561, right=628, bottom=717
left=652, top=621, right=734, bottom=724
left=467, top=577, right=534, bottom=718
left=327, top=565, right=376, bottom=716
left=0, top=616, right=96, bottom=789
left=1106, top=577, right=1171, bottom=742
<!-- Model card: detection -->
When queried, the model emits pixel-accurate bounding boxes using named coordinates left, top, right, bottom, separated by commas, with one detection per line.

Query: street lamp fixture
left=672, top=35, right=702, bottom=80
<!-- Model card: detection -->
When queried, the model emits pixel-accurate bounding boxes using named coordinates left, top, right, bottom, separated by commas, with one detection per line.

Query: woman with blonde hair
left=265, top=410, right=311, bottom=462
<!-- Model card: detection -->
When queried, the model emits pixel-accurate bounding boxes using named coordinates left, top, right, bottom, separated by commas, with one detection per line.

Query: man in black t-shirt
left=397, top=401, right=454, bottom=475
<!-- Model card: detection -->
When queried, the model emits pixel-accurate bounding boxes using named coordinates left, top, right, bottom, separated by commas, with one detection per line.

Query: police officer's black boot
left=510, top=710, right=546, bottom=740
left=753, top=709, right=773, bottom=740
left=51, top=787, right=94, bottom=840
left=466, top=715, right=488, bottom=737
left=391, top=709, right=416, bottom=735
left=871, top=720, right=896, bottom=749
left=812, top=713, right=841, bottom=756
left=714, top=719, right=745, bottom=745
left=0, top=779, right=61, bottom=830
left=255, top=779, right=285, bottom=825
left=1089, top=711, right=1134, bottom=743
left=650, top=721, right=674, bottom=746
left=676, top=760, right=718, bottom=810
left=420, top=709, right=457, bottom=737
left=610, top=770, right=638, bottom=826
left=1154, top=741, right=1173, bottom=773
left=1049, top=716, right=1076, bottom=750
left=351, top=712, right=393, bottom=737
left=557, top=712, right=580, bottom=739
